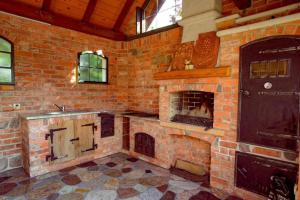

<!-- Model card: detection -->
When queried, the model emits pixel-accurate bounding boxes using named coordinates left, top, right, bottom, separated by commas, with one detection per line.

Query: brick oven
left=235, top=36, right=300, bottom=198
left=170, top=91, right=214, bottom=129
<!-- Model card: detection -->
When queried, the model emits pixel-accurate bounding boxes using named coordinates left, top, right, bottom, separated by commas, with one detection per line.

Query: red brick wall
left=0, top=12, right=128, bottom=171
left=126, top=28, right=182, bottom=113
left=222, top=0, right=299, bottom=16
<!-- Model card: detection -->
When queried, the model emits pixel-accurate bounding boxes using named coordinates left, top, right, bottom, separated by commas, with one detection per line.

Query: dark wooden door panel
left=122, top=117, right=130, bottom=150
left=134, top=132, right=155, bottom=158
left=99, top=113, right=115, bottom=138
left=239, top=36, right=300, bottom=151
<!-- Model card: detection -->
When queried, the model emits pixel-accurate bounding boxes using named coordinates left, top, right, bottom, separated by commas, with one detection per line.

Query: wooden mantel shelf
left=153, top=66, right=231, bottom=80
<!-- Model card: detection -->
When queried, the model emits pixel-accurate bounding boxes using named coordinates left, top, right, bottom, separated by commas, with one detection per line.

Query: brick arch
left=240, top=35, right=300, bottom=49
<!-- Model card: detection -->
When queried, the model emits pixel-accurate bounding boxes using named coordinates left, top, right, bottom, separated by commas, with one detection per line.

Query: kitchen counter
left=21, top=110, right=118, bottom=120
left=21, top=110, right=160, bottom=121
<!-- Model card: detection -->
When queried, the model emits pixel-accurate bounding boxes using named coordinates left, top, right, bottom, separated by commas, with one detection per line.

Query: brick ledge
left=160, top=121, right=224, bottom=137
left=217, top=13, right=300, bottom=37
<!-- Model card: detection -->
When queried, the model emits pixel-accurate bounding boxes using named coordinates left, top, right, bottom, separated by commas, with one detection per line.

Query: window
left=250, top=59, right=290, bottom=79
left=78, top=51, right=108, bottom=83
left=137, top=0, right=182, bottom=34
left=0, top=37, right=14, bottom=84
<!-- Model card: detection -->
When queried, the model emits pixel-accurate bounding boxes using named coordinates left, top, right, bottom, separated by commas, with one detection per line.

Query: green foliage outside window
left=78, top=52, right=108, bottom=83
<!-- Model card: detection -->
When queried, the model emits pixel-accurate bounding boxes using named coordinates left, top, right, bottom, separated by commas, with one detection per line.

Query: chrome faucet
left=54, top=104, right=66, bottom=112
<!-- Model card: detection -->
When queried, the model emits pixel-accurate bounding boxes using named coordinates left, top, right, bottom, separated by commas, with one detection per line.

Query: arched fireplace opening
left=170, top=91, right=214, bottom=129
left=134, top=132, right=155, bottom=158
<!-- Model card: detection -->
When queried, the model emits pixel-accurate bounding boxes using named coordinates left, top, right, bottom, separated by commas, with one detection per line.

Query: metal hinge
left=45, top=146, right=58, bottom=161
left=45, top=127, right=67, bottom=143
left=82, top=123, right=97, bottom=131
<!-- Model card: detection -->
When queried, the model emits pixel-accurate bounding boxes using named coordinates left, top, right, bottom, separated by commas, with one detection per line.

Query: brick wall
left=222, top=0, right=299, bottom=16
left=126, top=28, right=182, bottom=113
left=0, top=12, right=128, bottom=172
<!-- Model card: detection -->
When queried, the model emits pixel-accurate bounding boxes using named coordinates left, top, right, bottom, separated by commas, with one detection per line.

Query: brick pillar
left=178, top=0, right=221, bottom=42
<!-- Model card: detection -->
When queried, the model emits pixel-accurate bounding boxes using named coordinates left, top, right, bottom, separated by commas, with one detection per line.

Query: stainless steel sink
left=45, top=111, right=83, bottom=115
left=46, top=112, right=65, bottom=115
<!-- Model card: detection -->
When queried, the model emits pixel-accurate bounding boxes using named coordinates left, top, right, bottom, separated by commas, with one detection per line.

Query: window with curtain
left=0, top=37, right=14, bottom=84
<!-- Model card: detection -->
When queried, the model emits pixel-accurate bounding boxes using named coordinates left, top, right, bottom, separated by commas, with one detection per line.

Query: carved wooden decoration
left=232, top=0, right=251, bottom=10
left=170, top=42, right=194, bottom=71
left=191, top=31, right=220, bottom=68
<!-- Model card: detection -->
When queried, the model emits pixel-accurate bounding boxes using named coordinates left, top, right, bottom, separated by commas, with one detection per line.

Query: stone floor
left=0, top=153, right=242, bottom=200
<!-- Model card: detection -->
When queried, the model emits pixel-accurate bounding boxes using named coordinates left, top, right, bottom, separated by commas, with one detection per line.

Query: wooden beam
left=153, top=67, right=231, bottom=80
left=113, top=0, right=134, bottom=31
left=42, top=0, right=52, bottom=11
left=82, top=0, right=97, bottom=23
left=0, top=0, right=126, bottom=41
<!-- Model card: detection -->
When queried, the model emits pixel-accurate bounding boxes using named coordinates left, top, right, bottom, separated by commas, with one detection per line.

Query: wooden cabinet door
left=74, top=119, right=97, bottom=156
left=47, top=120, right=76, bottom=163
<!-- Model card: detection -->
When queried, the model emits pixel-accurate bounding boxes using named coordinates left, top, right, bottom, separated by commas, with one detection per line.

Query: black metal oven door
left=236, top=152, right=298, bottom=198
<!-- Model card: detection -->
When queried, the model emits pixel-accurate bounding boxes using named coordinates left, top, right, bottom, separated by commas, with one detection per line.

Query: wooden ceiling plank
left=0, top=0, right=126, bottom=40
left=113, top=0, right=134, bottom=31
left=82, top=0, right=98, bottom=23
left=42, top=0, right=52, bottom=11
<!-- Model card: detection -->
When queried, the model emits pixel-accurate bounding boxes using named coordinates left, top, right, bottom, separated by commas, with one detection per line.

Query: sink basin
left=45, top=111, right=83, bottom=115
left=46, top=112, right=65, bottom=115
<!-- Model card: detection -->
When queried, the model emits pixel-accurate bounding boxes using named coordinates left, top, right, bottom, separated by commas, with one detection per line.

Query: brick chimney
left=178, top=0, right=222, bottom=43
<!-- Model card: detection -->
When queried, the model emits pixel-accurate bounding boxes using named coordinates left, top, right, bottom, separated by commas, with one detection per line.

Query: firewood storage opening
left=170, top=91, right=214, bottom=129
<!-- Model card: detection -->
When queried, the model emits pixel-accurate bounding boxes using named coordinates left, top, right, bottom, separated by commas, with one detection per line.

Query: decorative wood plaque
left=170, top=42, right=194, bottom=71
left=191, top=31, right=220, bottom=69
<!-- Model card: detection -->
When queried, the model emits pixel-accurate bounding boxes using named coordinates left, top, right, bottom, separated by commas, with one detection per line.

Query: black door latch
left=70, top=137, right=79, bottom=142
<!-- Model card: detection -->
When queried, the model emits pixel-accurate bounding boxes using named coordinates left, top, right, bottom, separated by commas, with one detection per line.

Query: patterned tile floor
left=0, top=153, right=242, bottom=200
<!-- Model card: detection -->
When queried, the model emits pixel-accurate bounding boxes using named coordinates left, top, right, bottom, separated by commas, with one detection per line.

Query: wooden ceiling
left=0, top=0, right=145, bottom=40
left=0, top=0, right=250, bottom=41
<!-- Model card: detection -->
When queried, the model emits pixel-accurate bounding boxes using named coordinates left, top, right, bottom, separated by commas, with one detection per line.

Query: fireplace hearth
left=170, top=91, right=214, bottom=128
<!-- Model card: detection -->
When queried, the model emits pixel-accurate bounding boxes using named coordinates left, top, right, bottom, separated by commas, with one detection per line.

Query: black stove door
left=238, top=36, right=300, bottom=151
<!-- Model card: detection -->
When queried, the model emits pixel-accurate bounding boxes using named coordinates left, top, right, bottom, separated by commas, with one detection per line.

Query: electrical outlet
left=13, top=103, right=21, bottom=110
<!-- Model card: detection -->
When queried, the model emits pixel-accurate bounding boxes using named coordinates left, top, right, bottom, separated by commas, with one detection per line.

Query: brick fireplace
left=170, top=91, right=214, bottom=129
left=153, top=21, right=299, bottom=198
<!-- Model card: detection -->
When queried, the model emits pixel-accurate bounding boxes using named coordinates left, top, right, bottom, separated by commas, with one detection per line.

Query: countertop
left=122, top=114, right=160, bottom=122
left=21, top=110, right=118, bottom=120
left=21, top=110, right=160, bottom=121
